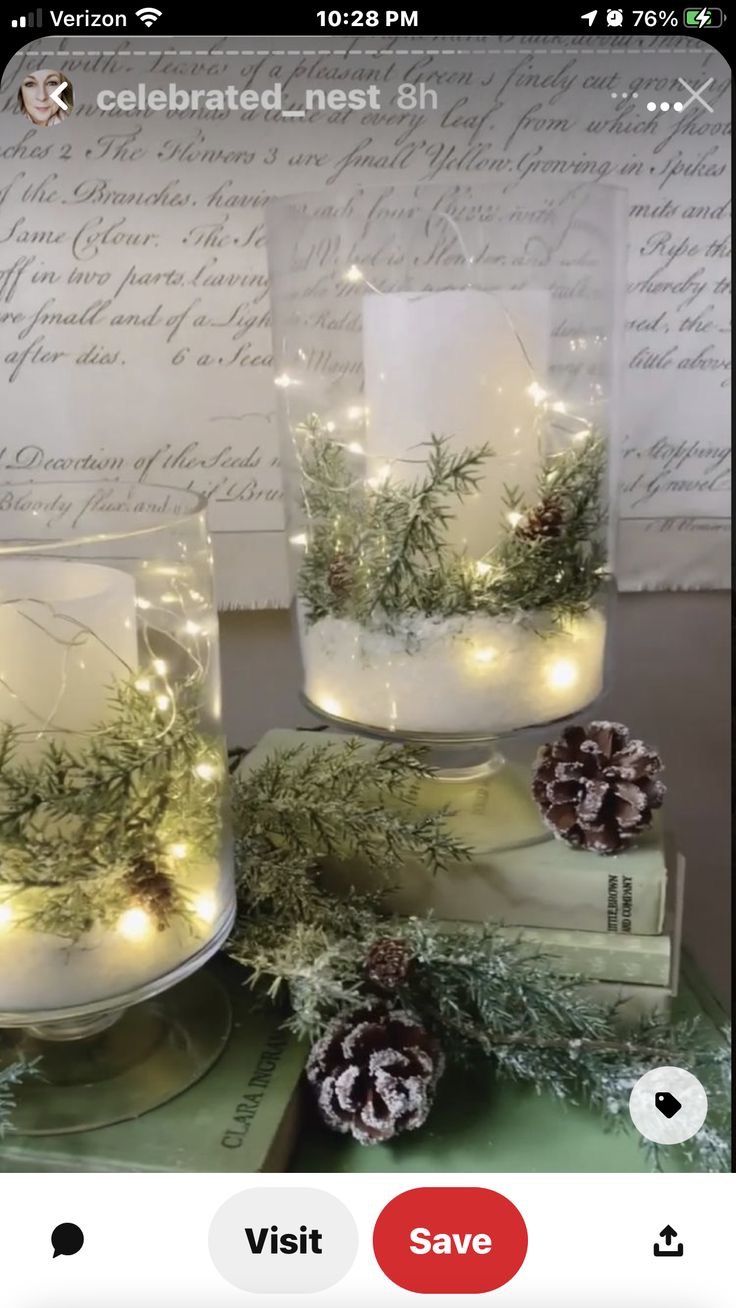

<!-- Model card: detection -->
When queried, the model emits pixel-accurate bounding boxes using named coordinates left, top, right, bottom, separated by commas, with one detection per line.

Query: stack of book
left=241, top=729, right=684, bottom=1020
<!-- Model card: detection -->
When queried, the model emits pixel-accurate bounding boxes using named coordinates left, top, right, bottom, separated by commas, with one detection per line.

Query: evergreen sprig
left=230, top=737, right=469, bottom=937
left=0, top=681, right=222, bottom=938
left=491, top=433, right=607, bottom=619
left=226, top=739, right=731, bottom=1171
left=295, top=416, right=607, bottom=627
left=368, top=435, right=494, bottom=617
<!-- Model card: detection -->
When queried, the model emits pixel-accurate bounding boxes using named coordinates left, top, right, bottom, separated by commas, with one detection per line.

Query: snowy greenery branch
left=229, top=737, right=469, bottom=936
left=226, top=738, right=730, bottom=1171
left=295, top=415, right=607, bottom=627
left=0, top=1058, right=37, bottom=1137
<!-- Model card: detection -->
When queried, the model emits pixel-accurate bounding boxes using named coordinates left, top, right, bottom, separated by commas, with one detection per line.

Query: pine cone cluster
left=327, top=553, right=352, bottom=599
left=516, top=496, right=564, bottom=541
left=124, top=858, right=178, bottom=930
left=306, top=1003, right=444, bottom=1145
left=365, top=938, right=412, bottom=991
left=532, top=721, right=665, bottom=855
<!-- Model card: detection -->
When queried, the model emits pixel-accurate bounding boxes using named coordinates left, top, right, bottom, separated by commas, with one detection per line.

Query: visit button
left=373, top=1187, right=528, bottom=1293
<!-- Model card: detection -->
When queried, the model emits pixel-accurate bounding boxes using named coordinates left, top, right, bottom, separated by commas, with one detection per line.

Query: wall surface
left=1, top=37, right=730, bottom=605
left=220, top=591, right=731, bottom=1009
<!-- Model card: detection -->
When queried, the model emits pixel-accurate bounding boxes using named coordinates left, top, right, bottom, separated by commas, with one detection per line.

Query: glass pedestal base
left=301, top=692, right=551, bottom=853
left=404, top=749, right=550, bottom=854
left=0, top=967, right=232, bottom=1136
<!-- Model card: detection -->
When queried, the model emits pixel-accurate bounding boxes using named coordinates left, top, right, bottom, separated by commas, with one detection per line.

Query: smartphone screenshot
left=0, top=5, right=731, bottom=1304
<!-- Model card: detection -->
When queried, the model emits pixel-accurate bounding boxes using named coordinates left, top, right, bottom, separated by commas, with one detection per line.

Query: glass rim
left=266, top=176, right=628, bottom=215
left=0, top=479, right=209, bottom=556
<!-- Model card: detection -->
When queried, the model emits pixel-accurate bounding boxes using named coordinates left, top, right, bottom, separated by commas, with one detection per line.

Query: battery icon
left=683, top=7, right=723, bottom=24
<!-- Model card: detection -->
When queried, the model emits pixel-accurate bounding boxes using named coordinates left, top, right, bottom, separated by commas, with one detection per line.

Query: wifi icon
left=136, top=6, right=162, bottom=24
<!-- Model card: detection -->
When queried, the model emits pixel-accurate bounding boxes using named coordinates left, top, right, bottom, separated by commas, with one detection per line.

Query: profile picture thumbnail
left=18, top=68, right=74, bottom=126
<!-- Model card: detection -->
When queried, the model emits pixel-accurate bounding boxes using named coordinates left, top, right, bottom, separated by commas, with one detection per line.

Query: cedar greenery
left=0, top=735, right=730, bottom=1169
left=0, top=681, right=223, bottom=938
left=295, top=415, right=607, bottom=627
left=226, top=737, right=731, bottom=1171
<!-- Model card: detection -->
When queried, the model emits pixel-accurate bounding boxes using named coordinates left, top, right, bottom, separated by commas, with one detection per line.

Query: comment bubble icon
left=51, top=1223, right=85, bottom=1259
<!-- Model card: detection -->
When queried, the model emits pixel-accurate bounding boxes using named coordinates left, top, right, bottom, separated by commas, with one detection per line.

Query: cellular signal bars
left=12, top=8, right=44, bottom=25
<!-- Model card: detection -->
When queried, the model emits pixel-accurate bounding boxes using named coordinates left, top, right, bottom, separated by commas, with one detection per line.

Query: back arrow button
left=50, top=82, right=69, bottom=111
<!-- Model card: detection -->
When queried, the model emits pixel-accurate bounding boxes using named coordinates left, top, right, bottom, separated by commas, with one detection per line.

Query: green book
left=0, top=958, right=307, bottom=1174
left=444, top=922, right=672, bottom=987
left=239, top=729, right=669, bottom=935
left=291, top=957, right=728, bottom=1174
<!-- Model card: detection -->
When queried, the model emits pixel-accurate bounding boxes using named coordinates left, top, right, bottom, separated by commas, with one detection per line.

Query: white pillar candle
left=362, top=288, right=550, bottom=556
left=0, top=559, right=138, bottom=754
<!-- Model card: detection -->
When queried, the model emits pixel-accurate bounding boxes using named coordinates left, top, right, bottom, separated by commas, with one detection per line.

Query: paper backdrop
left=0, top=34, right=730, bottom=606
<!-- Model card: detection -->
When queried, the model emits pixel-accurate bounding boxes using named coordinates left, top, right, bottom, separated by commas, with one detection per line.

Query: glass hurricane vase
left=266, top=180, right=625, bottom=847
left=0, top=482, right=235, bottom=1133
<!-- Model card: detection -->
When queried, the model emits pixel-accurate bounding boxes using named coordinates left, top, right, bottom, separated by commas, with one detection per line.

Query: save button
left=373, top=1187, right=528, bottom=1294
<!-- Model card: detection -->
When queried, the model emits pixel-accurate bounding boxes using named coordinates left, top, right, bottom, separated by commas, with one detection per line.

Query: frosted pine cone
left=365, top=938, right=412, bottom=991
left=532, top=721, right=665, bottom=855
left=306, top=1003, right=444, bottom=1145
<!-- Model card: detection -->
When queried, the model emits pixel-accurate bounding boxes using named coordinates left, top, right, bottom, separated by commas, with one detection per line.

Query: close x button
left=373, top=1187, right=528, bottom=1294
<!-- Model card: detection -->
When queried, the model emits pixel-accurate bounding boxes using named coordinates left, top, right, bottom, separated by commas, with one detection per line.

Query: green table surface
left=290, top=960, right=729, bottom=1174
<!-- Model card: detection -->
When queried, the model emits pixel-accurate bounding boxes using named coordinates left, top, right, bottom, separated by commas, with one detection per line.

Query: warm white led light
left=318, top=694, right=343, bottom=718
left=367, top=463, right=392, bottom=489
left=275, top=372, right=298, bottom=388
left=184, top=620, right=202, bottom=636
left=155, top=694, right=171, bottom=712
left=551, top=400, right=567, bottom=414
left=473, top=646, right=497, bottom=666
left=153, top=565, right=185, bottom=579
left=546, top=658, right=578, bottom=690
left=346, top=405, right=365, bottom=421
left=527, top=381, right=548, bottom=405
left=506, top=511, right=524, bottom=529
left=289, top=532, right=308, bottom=547
left=134, top=677, right=152, bottom=694
left=136, top=597, right=152, bottom=611
left=347, top=441, right=364, bottom=455
left=0, top=902, right=14, bottom=929
left=345, top=264, right=364, bottom=283
left=118, top=907, right=151, bottom=941
left=474, top=561, right=492, bottom=578
left=153, top=659, right=167, bottom=676
left=194, top=894, right=217, bottom=924
left=194, top=761, right=217, bottom=781
left=168, top=842, right=188, bottom=860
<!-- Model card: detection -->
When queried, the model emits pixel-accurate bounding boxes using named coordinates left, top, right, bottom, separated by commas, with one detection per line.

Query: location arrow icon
left=581, top=9, right=598, bottom=24
left=50, top=81, right=69, bottom=111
